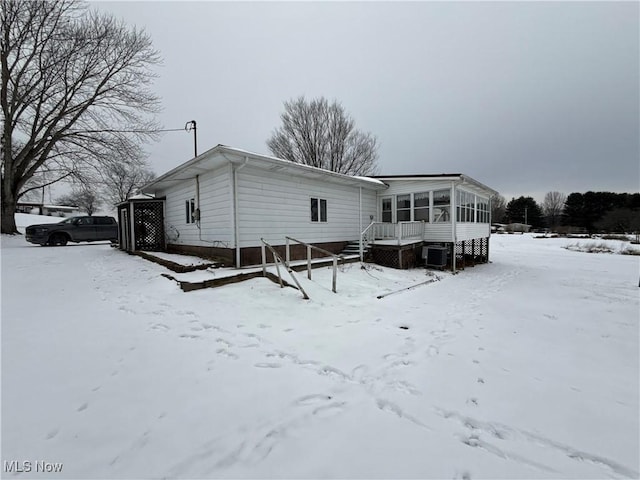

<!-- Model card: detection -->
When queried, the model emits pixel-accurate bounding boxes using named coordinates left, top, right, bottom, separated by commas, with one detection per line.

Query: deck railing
left=361, top=221, right=425, bottom=246
left=399, top=221, right=424, bottom=240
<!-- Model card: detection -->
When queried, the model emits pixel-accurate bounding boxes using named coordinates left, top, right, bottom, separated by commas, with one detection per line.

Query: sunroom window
left=433, top=190, right=450, bottom=222
left=413, top=192, right=430, bottom=222
left=397, top=194, right=411, bottom=221
left=457, top=190, right=475, bottom=222
left=477, top=197, right=489, bottom=223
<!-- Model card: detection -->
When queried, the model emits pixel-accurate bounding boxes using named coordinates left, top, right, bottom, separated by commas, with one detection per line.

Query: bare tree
left=99, top=159, right=155, bottom=206
left=56, top=187, right=100, bottom=216
left=1, top=0, right=161, bottom=233
left=542, top=191, right=566, bottom=230
left=267, top=96, right=378, bottom=176
left=490, top=194, right=506, bottom=223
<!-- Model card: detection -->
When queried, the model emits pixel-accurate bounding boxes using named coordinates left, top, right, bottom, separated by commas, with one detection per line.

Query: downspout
left=358, top=186, right=363, bottom=261
left=196, top=175, right=203, bottom=240
left=232, top=156, right=249, bottom=268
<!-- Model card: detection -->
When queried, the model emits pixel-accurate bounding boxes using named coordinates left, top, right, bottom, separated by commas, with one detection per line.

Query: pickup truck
left=25, top=216, right=118, bottom=246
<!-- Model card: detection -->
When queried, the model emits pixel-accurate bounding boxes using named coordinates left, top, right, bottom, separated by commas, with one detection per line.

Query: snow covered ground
left=2, top=218, right=639, bottom=479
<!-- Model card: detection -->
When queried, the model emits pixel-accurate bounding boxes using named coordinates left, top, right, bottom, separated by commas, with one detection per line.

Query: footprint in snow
left=254, top=363, right=281, bottom=369
left=294, top=394, right=333, bottom=406
left=77, top=402, right=88, bottom=412
left=216, top=349, right=238, bottom=359
left=151, top=323, right=169, bottom=332
left=45, top=428, right=60, bottom=440
left=179, top=334, right=201, bottom=340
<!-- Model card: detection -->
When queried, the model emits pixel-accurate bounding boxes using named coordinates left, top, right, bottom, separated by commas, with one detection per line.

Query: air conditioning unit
left=422, top=245, right=448, bottom=268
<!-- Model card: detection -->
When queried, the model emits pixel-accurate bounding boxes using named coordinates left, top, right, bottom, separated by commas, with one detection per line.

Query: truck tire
left=49, top=233, right=68, bottom=246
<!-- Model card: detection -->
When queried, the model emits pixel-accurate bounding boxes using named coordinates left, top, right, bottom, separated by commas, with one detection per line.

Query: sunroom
left=361, top=174, right=497, bottom=269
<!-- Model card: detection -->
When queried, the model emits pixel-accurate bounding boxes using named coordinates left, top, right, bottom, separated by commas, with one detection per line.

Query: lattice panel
left=372, top=248, right=400, bottom=269
left=133, top=202, right=165, bottom=251
left=477, top=237, right=488, bottom=263
left=454, top=241, right=465, bottom=269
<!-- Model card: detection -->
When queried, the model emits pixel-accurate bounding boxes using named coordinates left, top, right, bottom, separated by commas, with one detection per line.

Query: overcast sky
left=93, top=1, right=639, bottom=202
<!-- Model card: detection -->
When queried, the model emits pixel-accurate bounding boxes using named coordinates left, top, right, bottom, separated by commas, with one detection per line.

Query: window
left=433, top=189, right=450, bottom=222
left=456, top=190, right=475, bottom=222
left=413, top=192, right=430, bottom=222
left=185, top=198, right=196, bottom=224
left=397, top=194, right=411, bottom=221
left=311, top=198, right=327, bottom=222
left=76, top=217, right=94, bottom=225
left=477, top=197, right=489, bottom=223
left=381, top=197, right=392, bottom=223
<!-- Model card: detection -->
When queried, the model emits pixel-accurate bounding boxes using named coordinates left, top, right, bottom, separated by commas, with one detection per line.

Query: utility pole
left=185, top=120, right=197, bottom=157
left=524, top=206, right=528, bottom=226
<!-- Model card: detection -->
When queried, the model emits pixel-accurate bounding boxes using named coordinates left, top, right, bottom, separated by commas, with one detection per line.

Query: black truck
left=25, top=216, right=118, bottom=246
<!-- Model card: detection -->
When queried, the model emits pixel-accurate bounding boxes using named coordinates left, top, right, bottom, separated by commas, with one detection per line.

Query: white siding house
left=136, top=145, right=497, bottom=269
left=142, top=145, right=385, bottom=267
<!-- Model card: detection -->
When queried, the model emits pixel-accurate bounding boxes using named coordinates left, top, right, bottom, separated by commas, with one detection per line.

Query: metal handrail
left=260, top=238, right=309, bottom=300
left=360, top=221, right=376, bottom=261
left=285, top=236, right=339, bottom=293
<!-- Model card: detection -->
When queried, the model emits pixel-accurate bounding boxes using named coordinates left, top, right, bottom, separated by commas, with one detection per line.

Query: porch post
left=359, top=186, right=363, bottom=261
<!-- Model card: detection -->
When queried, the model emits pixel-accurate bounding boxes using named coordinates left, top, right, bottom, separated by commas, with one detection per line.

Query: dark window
left=76, top=217, right=94, bottom=225
left=311, top=198, right=327, bottom=222
left=185, top=198, right=196, bottom=224
left=397, top=194, right=411, bottom=221
left=381, top=198, right=392, bottom=223
left=414, top=192, right=430, bottom=222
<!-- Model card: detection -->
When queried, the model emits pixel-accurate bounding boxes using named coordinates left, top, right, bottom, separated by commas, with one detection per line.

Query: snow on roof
left=144, top=144, right=387, bottom=191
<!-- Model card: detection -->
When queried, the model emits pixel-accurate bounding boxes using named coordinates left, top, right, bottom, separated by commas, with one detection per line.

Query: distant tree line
left=491, top=191, right=640, bottom=233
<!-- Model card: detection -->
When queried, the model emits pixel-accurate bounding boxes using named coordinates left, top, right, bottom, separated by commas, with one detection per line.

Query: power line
left=74, top=127, right=186, bottom=134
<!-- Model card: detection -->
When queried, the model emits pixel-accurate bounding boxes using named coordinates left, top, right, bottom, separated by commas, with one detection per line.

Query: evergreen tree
left=505, top=196, right=544, bottom=228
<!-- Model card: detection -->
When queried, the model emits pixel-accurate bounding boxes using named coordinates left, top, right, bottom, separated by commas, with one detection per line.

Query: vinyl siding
left=236, top=165, right=377, bottom=248
left=455, top=223, right=491, bottom=241
left=155, top=166, right=232, bottom=247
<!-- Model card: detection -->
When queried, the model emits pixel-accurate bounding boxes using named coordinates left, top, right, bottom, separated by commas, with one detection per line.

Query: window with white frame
left=397, top=194, right=411, bottom=221
left=381, top=197, right=392, bottom=223
left=433, top=189, right=450, bottom=222
left=477, top=197, right=489, bottom=223
left=185, top=198, right=196, bottom=224
left=311, top=198, right=327, bottom=222
left=413, top=192, right=430, bottom=221
left=456, top=190, right=476, bottom=222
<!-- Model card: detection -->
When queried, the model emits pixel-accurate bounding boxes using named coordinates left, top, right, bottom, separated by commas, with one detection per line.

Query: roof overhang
left=373, top=174, right=498, bottom=197
left=142, top=145, right=388, bottom=193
